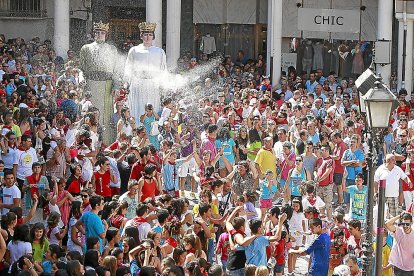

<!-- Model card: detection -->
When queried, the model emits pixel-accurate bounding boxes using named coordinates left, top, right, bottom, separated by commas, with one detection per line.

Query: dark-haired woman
left=117, top=106, right=136, bottom=138
left=66, top=163, right=84, bottom=196
left=138, top=163, right=161, bottom=202
left=92, top=157, right=117, bottom=201
left=5, top=224, right=32, bottom=271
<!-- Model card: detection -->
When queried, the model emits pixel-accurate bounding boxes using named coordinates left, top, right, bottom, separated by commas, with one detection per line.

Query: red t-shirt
left=130, top=160, right=157, bottom=180
left=317, top=157, right=334, bottom=186
left=67, top=176, right=83, bottom=194
left=141, top=178, right=156, bottom=202
left=333, top=141, right=347, bottom=174
left=401, top=163, right=414, bottom=191
left=397, top=105, right=411, bottom=115
left=94, top=170, right=111, bottom=197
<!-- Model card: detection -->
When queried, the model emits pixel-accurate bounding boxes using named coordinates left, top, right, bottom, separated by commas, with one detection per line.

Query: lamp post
left=359, top=79, right=399, bottom=276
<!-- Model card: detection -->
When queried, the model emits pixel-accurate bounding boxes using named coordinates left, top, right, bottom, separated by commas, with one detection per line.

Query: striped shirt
left=162, top=159, right=184, bottom=191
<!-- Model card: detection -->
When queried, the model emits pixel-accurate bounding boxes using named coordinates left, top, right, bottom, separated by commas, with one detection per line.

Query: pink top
left=281, top=153, right=296, bottom=180
left=201, top=137, right=217, bottom=162
left=389, top=226, right=414, bottom=271
left=57, top=190, right=71, bottom=226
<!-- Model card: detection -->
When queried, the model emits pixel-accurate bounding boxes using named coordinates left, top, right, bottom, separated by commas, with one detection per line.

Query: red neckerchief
left=27, top=174, right=41, bottom=184
left=131, top=216, right=147, bottom=228
left=82, top=202, right=90, bottom=209
left=307, top=195, right=317, bottom=206
left=230, top=229, right=246, bottom=237
left=3, top=125, right=11, bottom=130
left=166, top=237, right=178, bottom=248
left=263, top=147, right=272, bottom=152
left=187, top=248, right=195, bottom=254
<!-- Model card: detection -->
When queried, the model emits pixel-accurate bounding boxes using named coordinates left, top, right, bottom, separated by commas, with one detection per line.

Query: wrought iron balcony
left=0, top=0, right=47, bottom=18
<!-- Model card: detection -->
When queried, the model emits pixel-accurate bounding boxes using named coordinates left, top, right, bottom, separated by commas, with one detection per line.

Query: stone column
left=376, top=0, right=393, bottom=87
left=146, top=0, right=162, bottom=48
left=405, top=20, right=413, bottom=95
left=271, top=0, right=282, bottom=87
left=398, top=19, right=404, bottom=92
left=397, top=19, right=414, bottom=95
left=54, top=0, right=70, bottom=59
left=167, top=0, right=181, bottom=69
left=266, top=0, right=272, bottom=77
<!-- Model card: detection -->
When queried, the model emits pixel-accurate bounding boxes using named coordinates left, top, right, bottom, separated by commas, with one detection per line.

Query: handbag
left=150, top=121, right=160, bottom=136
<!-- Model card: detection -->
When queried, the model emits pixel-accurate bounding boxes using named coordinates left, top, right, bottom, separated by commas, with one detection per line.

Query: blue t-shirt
left=162, top=159, right=184, bottom=191
left=289, top=168, right=306, bottom=197
left=260, top=179, right=277, bottom=199
left=130, top=259, right=140, bottom=276
left=80, top=211, right=105, bottom=253
left=305, top=232, right=330, bottom=276
left=305, top=233, right=331, bottom=275
left=342, top=148, right=364, bottom=180
left=348, top=185, right=368, bottom=220
left=42, top=260, right=53, bottom=273
left=216, top=138, right=236, bottom=165
left=245, top=236, right=270, bottom=266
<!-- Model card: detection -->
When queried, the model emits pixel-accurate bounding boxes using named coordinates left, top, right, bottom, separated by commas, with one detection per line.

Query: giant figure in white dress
left=124, top=22, right=167, bottom=120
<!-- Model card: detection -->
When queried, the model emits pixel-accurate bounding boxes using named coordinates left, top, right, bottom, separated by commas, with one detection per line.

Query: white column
left=266, top=0, right=272, bottom=76
left=54, top=0, right=70, bottom=59
left=146, top=0, right=162, bottom=48
left=405, top=20, right=413, bottom=94
left=397, top=20, right=404, bottom=92
left=271, top=0, right=282, bottom=87
left=376, top=0, right=393, bottom=87
left=166, top=0, right=181, bottom=70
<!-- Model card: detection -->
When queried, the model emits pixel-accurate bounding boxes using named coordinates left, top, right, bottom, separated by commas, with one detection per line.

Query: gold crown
left=93, top=21, right=110, bottom=32
left=139, top=22, right=157, bottom=32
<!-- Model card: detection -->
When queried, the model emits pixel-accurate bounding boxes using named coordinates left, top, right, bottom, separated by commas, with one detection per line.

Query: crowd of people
left=1, top=32, right=414, bottom=276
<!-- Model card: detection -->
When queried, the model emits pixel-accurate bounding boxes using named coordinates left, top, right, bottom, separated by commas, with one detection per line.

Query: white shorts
left=178, top=157, right=198, bottom=178
left=291, top=232, right=304, bottom=248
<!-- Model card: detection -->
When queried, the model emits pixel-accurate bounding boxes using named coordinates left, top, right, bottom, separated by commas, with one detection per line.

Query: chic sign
left=298, top=8, right=360, bottom=33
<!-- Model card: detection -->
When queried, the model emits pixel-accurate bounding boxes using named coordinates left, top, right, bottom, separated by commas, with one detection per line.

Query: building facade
left=0, top=0, right=407, bottom=89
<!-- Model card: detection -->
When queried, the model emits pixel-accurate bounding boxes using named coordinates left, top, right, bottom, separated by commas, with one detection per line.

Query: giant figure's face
left=141, top=32, right=154, bottom=45
left=94, top=30, right=107, bottom=43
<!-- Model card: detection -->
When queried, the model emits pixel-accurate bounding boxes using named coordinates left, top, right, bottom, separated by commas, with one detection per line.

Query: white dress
left=124, top=44, right=167, bottom=120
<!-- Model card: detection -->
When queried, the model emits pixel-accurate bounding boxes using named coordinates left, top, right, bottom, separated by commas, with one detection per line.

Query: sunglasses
left=81, top=194, right=88, bottom=198
left=399, top=222, right=412, bottom=227
left=295, top=159, right=302, bottom=162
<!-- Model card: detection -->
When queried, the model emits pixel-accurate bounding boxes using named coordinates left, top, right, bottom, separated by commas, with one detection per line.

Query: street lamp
left=359, top=78, right=399, bottom=276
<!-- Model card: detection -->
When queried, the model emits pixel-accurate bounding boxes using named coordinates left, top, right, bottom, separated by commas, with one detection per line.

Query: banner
left=298, top=8, right=360, bottom=33
left=281, top=53, right=297, bottom=73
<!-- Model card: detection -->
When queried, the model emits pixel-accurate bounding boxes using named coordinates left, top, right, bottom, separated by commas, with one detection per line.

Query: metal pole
left=375, top=135, right=386, bottom=276
left=361, top=130, right=374, bottom=276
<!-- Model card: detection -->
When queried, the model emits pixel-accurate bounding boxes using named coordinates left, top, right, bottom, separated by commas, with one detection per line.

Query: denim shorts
left=273, top=264, right=285, bottom=273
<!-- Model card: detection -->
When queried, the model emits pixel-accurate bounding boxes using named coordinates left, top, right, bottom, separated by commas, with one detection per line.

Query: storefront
left=280, top=0, right=378, bottom=78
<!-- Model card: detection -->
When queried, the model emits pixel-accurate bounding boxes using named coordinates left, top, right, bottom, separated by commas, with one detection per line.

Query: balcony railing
left=0, top=0, right=47, bottom=18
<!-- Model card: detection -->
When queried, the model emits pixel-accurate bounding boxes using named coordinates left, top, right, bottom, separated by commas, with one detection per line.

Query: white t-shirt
left=7, top=241, right=32, bottom=268
left=302, top=196, right=326, bottom=211
left=48, top=226, right=61, bottom=245
left=122, top=219, right=151, bottom=242
left=16, top=148, right=38, bottom=180
left=67, top=217, right=83, bottom=254
left=289, top=211, right=305, bottom=232
left=2, top=146, right=18, bottom=170
left=49, top=202, right=64, bottom=228
left=374, top=164, right=407, bottom=198
left=1, top=184, right=21, bottom=215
